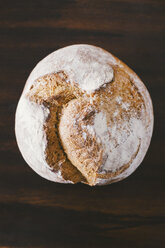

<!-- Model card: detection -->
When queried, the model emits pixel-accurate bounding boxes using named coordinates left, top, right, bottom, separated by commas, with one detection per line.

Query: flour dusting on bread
left=15, top=44, right=153, bottom=186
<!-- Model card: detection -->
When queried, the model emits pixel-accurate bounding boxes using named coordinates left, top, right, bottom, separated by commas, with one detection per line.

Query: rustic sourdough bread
left=15, top=44, right=153, bottom=186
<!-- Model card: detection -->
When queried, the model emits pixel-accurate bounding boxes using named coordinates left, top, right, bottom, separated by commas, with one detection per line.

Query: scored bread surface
left=15, top=44, right=153, bottom=186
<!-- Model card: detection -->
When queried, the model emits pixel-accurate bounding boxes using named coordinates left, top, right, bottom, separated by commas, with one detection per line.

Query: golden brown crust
left=27, top=73, right=86, bottom=183
left=59, top=66, right=145, bottom=184
left=26, top=63, right=146, bottom=185
left=59, top=99, right=104, bottom=185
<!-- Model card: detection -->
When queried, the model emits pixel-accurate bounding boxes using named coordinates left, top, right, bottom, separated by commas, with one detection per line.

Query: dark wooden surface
left=0, top=0, right=165, bottom=247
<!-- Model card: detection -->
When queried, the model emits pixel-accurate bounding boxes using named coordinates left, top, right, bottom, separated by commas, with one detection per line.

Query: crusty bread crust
left=15, top=44, right=153, bottom=186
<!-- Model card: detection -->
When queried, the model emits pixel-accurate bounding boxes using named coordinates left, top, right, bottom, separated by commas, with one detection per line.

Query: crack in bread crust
left=27, top=72, right=86, bottom=183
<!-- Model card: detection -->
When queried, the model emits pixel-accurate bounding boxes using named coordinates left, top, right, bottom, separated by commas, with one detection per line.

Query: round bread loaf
left=15, top=44, right=153, bottom=186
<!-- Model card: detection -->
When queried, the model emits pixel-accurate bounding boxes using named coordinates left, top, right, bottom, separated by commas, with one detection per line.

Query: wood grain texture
left=0, top=0, right=164, bottom=247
